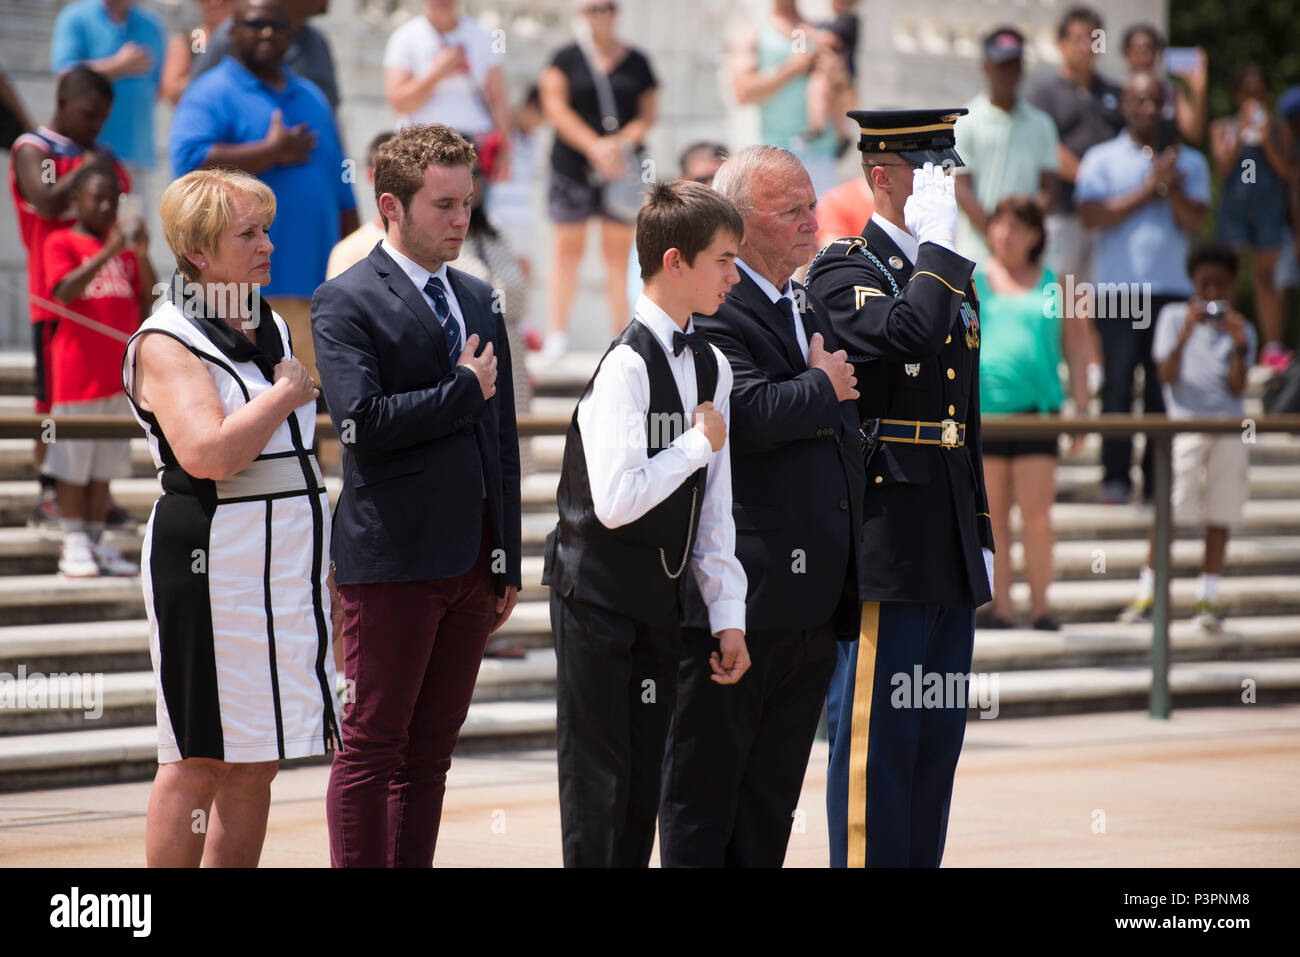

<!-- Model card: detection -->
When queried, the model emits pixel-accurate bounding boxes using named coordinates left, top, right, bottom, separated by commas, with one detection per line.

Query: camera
left=1203, top=299, right=1231, bottom=320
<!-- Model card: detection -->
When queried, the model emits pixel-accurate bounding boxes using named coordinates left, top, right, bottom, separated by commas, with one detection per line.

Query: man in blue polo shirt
left=1076, top=70, right=1210, bottom=505
left=170, top=0, right=358, bottom=387
left=51, top=0, right=165, bottom=179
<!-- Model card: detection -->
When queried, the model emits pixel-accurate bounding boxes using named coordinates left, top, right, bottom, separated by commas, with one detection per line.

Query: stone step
left=3, top=522, right=1300, bottom=582
left=0, top=573, right=145, bottom=626
left=0, top=697, right=560, bottom=792
left=0, top=558, right=1298, bottom=632
left=3, top=658, right=1298, bottom=790
left=0, top=648, right=559, bottom=736
left=19, top=492, right=1300, bottom=545
left=0, top=598, right=551, bottom=664
left=7, top=610, right=1300, bottom=682
left=0, top=473, right=562, bottom=524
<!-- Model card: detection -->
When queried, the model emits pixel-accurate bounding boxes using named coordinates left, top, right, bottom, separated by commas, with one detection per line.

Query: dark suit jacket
left=311, top=242, right=522, bottom=593
left=807, top=219, right=992, bottom=608
left=689, top=270, right=866, bottom=640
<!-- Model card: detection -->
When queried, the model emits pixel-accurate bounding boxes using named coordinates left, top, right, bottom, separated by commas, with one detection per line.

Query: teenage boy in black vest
left=542, top=180, right=751, bottom=868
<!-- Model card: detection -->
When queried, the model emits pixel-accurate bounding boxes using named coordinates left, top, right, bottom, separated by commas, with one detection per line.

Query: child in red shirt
left=9, top=66, right=129, bottom=526
left=42, top=164, right=155, bottom=577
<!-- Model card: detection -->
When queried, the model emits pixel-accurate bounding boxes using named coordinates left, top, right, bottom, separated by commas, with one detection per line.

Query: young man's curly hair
left=372, top=124, right=477, bottom=228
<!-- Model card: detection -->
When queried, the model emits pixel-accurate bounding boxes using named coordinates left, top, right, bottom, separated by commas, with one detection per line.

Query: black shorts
left=32, top=319, right=58, bottom=414
left=981, top=435, right=1060, bottom=459
left=547, top=168, right=635, bottom=225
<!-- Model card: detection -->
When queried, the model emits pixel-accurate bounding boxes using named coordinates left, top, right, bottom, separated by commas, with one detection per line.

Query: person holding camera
left=1119, top=243, right=1256, bottom=633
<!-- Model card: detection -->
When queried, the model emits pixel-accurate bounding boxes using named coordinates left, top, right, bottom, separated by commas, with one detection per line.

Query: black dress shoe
left=983, top=616, right=1015, bottom=630
left=1032, top=615, right=1060, bottom=631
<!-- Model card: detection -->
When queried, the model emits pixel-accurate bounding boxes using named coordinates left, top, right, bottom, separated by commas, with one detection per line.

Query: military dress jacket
left=806, top=218, right=994, bottom=608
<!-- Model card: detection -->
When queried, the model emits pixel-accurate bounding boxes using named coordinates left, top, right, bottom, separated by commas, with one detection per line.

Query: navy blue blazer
left=310, top=242, right=522, bottom=592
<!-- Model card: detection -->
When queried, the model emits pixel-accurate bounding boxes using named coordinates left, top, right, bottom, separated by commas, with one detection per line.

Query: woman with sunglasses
left=539, top=0, right=658, bottom=356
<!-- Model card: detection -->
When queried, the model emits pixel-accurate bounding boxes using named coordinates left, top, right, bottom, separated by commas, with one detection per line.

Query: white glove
left=983, top=547, right=995, bottom=593
left=903, top=162, right=958, bottom=250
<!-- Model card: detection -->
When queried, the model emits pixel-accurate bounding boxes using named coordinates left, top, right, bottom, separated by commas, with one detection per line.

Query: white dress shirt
left=870, top=211, right=919, bottom=265
left=736, top=257, right=808, bottom=362
left=575, top=293, right=747, bottom=635
left=381, top=238, right=468, bottom=349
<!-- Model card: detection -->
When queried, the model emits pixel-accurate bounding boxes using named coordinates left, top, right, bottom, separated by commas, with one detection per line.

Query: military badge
left=854, top=285, right=884, bottom=308
left=960, top=301, right=980, bottom=349
left=888, top=256, right=904, bottom=269
left=904, top=363, right=920, bottom=377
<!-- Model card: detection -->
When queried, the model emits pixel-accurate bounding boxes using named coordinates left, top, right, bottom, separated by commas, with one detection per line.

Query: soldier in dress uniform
left=806, top=109, right=996, bottom=868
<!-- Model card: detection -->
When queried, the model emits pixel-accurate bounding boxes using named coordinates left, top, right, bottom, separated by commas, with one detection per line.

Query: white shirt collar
left=380, top=237, right=450, bottom=293
left=736, top=258, right=795, bottom=307
left=633, top=292, right=693, bottom=355
left=870, top=211, right=919, bottom=266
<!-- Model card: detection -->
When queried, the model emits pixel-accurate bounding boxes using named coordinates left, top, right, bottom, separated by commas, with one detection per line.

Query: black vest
left=542, top=320, right=718, bottom=626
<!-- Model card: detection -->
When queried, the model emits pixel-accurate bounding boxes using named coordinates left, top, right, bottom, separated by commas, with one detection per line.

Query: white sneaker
left=59, top=532, right=100, bottom=578
left=92, top=540, right=139, bottom=577
left=541, top=332, right=569, bottom=358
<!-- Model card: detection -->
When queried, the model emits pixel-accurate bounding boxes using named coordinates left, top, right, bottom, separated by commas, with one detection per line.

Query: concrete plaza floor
left=2, top=704, right=1298, bottom=867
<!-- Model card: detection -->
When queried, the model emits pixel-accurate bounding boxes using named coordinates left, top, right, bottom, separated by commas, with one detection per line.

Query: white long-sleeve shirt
left=575, top=294, right=747, bottom=636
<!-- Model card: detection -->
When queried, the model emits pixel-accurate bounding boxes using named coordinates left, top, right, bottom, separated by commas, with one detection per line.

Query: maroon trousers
left=326, top=512, right=499, bottom=867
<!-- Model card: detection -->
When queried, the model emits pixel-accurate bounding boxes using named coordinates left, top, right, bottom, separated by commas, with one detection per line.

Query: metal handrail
left=2, top=411, right=1299, bottom=720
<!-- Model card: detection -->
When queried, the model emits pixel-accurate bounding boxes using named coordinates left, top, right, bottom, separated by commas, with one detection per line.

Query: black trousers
left=658, top=623, right=838, bottom=867
left=1097, top=294, right=1182, bottom=494
left=550, top=591, right=680, bottom=867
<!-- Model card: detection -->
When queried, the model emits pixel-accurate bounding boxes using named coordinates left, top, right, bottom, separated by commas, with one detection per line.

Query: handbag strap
left=578, top=40, right=621, bottom=133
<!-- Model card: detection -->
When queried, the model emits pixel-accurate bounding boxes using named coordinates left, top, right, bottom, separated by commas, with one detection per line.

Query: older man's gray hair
left=711, top=145, right=806, bottom=217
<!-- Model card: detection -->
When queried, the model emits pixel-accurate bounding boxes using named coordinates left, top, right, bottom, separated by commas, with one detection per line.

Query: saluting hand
left=807, top=332, right=858, bottom=402
left=457, top=333, right=498, bottom=400
left=903, top=161, right=958, bottom=248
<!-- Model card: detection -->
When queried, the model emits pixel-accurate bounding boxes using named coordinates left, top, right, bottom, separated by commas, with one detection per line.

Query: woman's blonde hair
left=158, top=168, right=276, bottom=281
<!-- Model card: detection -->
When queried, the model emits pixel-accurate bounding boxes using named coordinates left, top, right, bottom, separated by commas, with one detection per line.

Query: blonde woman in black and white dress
left=124, top=168, right=340, bottom=867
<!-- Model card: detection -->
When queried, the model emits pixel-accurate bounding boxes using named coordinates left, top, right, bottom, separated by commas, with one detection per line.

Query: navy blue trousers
left=825, top=600, right=975, bottom=867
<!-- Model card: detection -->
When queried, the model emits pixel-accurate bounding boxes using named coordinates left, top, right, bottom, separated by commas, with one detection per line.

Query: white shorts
left=1171, top=432, right=1250, bottom=528
left=41, top=394, right=134, bottom=486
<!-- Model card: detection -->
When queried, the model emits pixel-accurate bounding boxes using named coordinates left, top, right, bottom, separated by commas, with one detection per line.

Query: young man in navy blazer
left=312, top=124, right=522, bottom=868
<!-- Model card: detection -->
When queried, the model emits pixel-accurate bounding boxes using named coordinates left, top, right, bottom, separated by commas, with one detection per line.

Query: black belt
left=877, top=418, right=966, bottom=448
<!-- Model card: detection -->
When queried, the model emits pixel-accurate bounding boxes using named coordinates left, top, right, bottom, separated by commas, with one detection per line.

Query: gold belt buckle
left=940, top=419, right=959, bottom=447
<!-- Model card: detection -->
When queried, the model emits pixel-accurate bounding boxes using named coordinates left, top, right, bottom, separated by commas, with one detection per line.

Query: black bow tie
left=672, top=329, right=709, bottom=357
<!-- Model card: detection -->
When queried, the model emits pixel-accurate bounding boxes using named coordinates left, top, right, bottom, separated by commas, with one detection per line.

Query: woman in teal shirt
left=977, top=196, right=1089, bottom=630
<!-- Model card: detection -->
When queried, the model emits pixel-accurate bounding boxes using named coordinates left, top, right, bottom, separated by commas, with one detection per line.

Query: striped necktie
left=424, top=275, right=461, bottom=359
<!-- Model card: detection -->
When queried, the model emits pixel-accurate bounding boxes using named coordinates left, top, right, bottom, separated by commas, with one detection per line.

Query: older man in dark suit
left=658, top=145, right=866, bottom=867
left=312, top=124, right=521, bottom=868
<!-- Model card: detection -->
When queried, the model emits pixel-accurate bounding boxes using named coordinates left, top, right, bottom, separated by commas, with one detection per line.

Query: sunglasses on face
left=239, top=17, right=287, bottom=32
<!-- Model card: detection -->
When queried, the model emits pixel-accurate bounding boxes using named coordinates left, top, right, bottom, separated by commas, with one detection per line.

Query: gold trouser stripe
left=908, top=270, right=965, bottom=294
left=847, top=601, right=881, bottom=868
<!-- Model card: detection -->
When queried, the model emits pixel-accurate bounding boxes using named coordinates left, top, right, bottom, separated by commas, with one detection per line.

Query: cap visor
left=897, top=148, right=965, bottom=167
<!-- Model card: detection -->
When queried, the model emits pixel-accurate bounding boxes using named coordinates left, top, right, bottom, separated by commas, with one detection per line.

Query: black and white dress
left=122, top=291, right=340, bottom=763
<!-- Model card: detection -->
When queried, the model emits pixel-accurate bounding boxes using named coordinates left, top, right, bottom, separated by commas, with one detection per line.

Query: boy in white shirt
left=542, top=180, right=750, bottom=867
